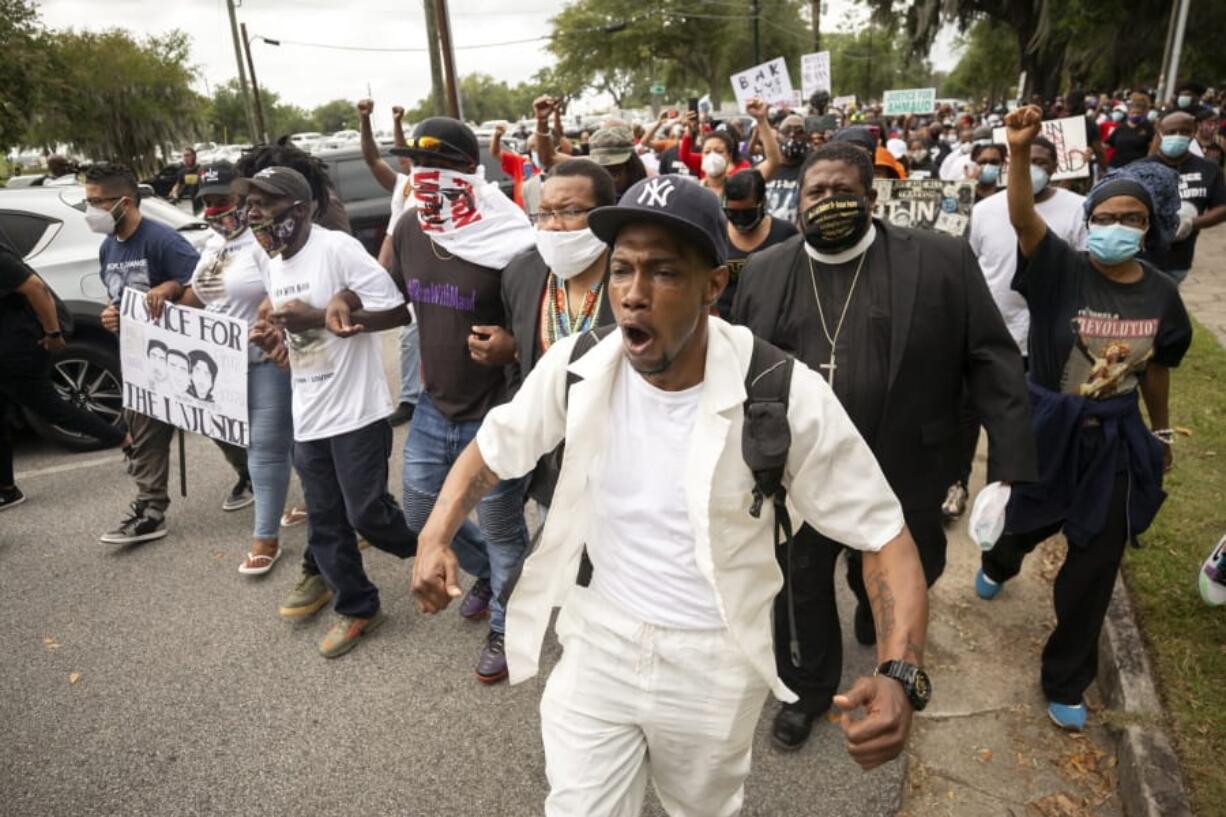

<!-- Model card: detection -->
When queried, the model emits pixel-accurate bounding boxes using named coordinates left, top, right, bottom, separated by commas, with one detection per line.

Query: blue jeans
left=402, top=393, right=528, bottom=633
left=399, top=323, right=422, bottom=406
left=248, top=361, right=294, bottom=540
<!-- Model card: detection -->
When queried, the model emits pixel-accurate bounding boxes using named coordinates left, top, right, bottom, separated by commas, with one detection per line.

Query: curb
left=1097, top=572, right=1194, bottom=817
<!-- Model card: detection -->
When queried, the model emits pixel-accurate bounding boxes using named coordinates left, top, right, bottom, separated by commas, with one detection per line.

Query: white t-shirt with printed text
left=189, top=228, right=269, bottom=363
left=261, top=227, right=405, bottom=441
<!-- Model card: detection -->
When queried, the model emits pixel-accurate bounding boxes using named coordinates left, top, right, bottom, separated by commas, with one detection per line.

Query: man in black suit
left=733, top=140, right=1036, bottom=749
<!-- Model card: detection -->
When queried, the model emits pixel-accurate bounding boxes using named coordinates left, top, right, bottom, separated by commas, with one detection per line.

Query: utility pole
left=423, top=0, right=446, bottom=116
left=811, top=0, right=821, bottom=52
left=225, top=0, right=256, bottom=141
left=1159, top=0, right=1193, bottom=104
left=240, top=23, right=269, bottom=143
left=751, top=0, right=761, bottom=65
left=434, top=0, right=462, bottom=120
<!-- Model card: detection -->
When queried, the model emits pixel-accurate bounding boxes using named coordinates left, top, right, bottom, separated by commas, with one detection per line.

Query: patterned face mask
left=249, top=205, right=300, bottom=257
left=204, top=204, right=246, bottom=240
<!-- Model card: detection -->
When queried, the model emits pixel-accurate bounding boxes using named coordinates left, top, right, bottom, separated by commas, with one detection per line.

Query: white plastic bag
left=967, top=482, right=1012, bottom=551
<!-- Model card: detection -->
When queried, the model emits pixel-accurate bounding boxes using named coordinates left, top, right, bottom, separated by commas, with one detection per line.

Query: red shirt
left=500, top=151, right=528, bottom=209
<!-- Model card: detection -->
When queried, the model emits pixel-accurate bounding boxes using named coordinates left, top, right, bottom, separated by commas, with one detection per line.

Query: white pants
left=540, top=587, right=770, bottom=817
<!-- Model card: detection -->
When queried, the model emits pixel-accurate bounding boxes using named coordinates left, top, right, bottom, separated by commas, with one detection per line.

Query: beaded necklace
left=539, top=274, right=604, bottom=352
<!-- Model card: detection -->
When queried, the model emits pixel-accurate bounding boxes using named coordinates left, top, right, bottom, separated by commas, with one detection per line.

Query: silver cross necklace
left=806, top=249, right=868, bottom=388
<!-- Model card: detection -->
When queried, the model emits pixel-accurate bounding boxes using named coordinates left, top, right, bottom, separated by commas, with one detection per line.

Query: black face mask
left=802, top=194, right=871, bottom=253
left=725, top=205, right=765, bottom=233
left=782, top=137, right=809, bottom=161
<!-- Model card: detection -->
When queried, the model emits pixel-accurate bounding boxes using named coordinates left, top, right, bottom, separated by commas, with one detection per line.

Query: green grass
left=1126, top=316, right=1226, bottom=817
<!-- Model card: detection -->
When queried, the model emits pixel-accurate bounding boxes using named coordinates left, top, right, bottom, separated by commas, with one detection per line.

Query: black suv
left=316, top=143, right=515, bottom=256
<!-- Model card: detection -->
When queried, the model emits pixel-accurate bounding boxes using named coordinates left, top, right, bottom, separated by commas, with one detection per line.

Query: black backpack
left=515, top=325, right=804, bottom=665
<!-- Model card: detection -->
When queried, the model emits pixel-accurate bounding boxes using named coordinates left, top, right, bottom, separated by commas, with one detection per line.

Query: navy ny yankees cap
left=588, top=175, right=730, bottom=266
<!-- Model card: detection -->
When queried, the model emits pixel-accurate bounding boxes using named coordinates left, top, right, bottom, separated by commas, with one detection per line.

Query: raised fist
left=356, top=99, right=374, bottom=117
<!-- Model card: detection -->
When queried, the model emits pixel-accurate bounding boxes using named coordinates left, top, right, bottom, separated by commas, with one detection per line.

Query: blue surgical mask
left=1111, top=110, right=1125, bottom=123
left=1147, top=109, right=1159, bottom=122
left=1030, top=165, right=1050, bottom=194
left=1178, top=94, right=1194, bottom=109
left=1160, top=135, right=1192, bottom=158
left=979, top=164, right=1000, bottom=184
left=1087, top=224, right=1145, bottom=266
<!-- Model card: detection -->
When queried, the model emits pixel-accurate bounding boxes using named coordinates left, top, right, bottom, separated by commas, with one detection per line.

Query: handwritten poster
left=992, top=115, right=1091, bottom=182
left=800, top=51, right=831, bottom=99
left=119, top=289, right=250, bottom=447
left=729, top=57, right=794, bottom=111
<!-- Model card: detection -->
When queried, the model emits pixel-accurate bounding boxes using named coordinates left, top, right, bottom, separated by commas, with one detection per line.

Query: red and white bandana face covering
left=410, top=166, right=535, bottom=267
left=412, top=168, right=484, bottom=233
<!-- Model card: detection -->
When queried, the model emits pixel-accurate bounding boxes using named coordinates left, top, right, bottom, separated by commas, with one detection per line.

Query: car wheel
left=24, top=340, right=125, bottom=452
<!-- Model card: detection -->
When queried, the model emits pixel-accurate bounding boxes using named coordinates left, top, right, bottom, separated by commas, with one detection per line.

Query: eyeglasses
left=529, top=208, right=593, bottom=226
left=1089, top=213, right=1149, bottom=229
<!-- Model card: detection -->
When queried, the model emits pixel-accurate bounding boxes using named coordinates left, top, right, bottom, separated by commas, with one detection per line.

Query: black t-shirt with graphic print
left=1139, top=154, right=1226, bottom=272
left=1015, top=231, right=1191, bottom=399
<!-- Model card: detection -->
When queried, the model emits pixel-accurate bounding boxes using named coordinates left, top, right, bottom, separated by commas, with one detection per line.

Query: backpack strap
left=741, top=337, right=801, bottom=667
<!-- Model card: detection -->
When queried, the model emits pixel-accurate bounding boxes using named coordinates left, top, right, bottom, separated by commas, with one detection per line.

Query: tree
left=204, top=79, right=254, bottom=143
left=24, top=28, right=204, bottom=174
left=941, top=19, right=1020, bottom=103
left=311, top=99, right=357, bottom=133
left=0, top=0, right=51, bottom=154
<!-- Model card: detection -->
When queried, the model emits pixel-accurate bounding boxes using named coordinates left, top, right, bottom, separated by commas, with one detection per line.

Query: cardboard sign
left=832, top=94, right=858, bottom=110
left=992, top=115, right=1091, bottom=181
left=882, top=88, right=937, bottom=116
left=119, top=289, right=250, bottom=447
left=800, top=51, right=831, bottom=99
left=729, top=57, right=794, bottom=111
left=872, top=179, right=975, bottom=237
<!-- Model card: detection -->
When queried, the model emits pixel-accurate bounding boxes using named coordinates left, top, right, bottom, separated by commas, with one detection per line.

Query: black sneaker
left=222, top=477, right=254, bottom=512
left=476, top=630, right=508, bottom=684
left=389, top=402, right=415, bottom=428
left=0, top=486, right=26, bottom=512
left=771, top=704, right=820, bottom=751
left=100, top=501, right=167, bottom=545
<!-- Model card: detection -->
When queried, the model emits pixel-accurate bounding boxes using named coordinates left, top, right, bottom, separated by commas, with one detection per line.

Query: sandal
left=238, top=548, right=283, bottom=576
left=280, top=507, right=308, bottom=527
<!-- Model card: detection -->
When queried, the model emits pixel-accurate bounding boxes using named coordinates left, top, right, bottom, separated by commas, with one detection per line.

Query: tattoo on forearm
left=458, top=465, right=499, bottom=514
left=866, top=569, right=896, bottom=643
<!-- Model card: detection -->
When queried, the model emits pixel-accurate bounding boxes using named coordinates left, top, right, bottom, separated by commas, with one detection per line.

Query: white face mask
left=411, top=167, right=485, bottom=234
left=535, top=226, right=607, bottom=280
left=701, top=151, right=728, bottom=177
left=85, top=201, right=121, bottom=235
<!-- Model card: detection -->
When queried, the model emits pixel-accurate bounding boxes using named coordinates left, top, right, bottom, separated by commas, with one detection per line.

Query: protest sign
left=872, top=179, right=975, bottom=238
left=882, top=88, right=936, bottom=116
left=831, top=94, right=858, bottom=110
left=119, top=288, right=250, bottom=447
left=992, top=115, right=1090, bottom=182
left=729, top=57, right=794, bottom=110
left=800, top=51, right=831, bottom=99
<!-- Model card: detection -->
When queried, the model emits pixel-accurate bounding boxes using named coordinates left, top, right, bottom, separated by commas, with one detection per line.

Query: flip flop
left=280, top=507, right=308, bottom=528
left=238, top=548, right=283, bottom=576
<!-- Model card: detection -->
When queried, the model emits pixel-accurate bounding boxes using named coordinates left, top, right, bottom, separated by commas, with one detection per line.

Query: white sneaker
left=1199, top=534, right=1226, bottom=606
left=941, top=482, right=969, bottom=520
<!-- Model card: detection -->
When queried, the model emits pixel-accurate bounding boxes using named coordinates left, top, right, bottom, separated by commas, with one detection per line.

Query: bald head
left=1160, top=111, right=1196, bottom=136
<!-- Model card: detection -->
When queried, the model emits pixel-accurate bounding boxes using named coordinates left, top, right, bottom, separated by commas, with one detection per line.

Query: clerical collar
left=803, top=223, right=878, bottom=265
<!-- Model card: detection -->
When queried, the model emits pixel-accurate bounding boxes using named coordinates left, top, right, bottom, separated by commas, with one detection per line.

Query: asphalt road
left=0, top=339, right=903, bottom=817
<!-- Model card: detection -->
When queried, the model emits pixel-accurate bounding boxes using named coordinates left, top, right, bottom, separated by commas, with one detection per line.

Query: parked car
left=0, top=186, right=211, bottom=449
left=316, top=144, right=514, bottom=256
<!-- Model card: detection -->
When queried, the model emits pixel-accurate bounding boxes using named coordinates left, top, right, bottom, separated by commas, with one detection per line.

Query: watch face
left=913, top=668, right=932, bottom=703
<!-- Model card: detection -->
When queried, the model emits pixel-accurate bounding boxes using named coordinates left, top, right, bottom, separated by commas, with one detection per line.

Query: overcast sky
left=38, top=0, right=960, bottom=131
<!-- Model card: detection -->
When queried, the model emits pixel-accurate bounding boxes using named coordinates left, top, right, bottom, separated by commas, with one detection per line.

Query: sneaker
left=1199, top=534, right=1226, bottom=606
left=222, top=477, right=254, bottom=512
left=476, top=630, right=508, bottom=684
left=319, top=609, right=387, bottom=658
left=941, top=482, right=969, bottom=520
left=388, top=401, right=415, bottom=428
left=974, top=568, right=1003, bottom=600
left=459, top=577, right=493, bottom=620
left=278, top=571, right=333, bottom=618
left=1047, top=701, right=1087, bottom=731
left=99, top=501, right=168, bottom=545
left=0, top=486, right=26, bottom=512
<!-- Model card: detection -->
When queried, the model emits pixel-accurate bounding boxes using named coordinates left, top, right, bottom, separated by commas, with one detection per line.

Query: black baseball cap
left=234, top=166, right=313, bottom=203
left=588, top=175, right=730, bottom=266
left=195, top=162, right=237, bottom=199
left=832, top=126, right=877, bottom=154
left=390, top=117, right=480, bottom=166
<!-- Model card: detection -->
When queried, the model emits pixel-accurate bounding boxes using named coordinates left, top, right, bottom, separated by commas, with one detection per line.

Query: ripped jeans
left=402, top=393, right=529, bottom=633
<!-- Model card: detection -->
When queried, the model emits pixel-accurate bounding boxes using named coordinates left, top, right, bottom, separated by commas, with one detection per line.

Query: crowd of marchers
left=2, top=75, right=1225, bottom=817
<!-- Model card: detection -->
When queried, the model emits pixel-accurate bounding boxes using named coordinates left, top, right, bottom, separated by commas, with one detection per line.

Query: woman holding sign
left=175, top=163, right=298, bottom=577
